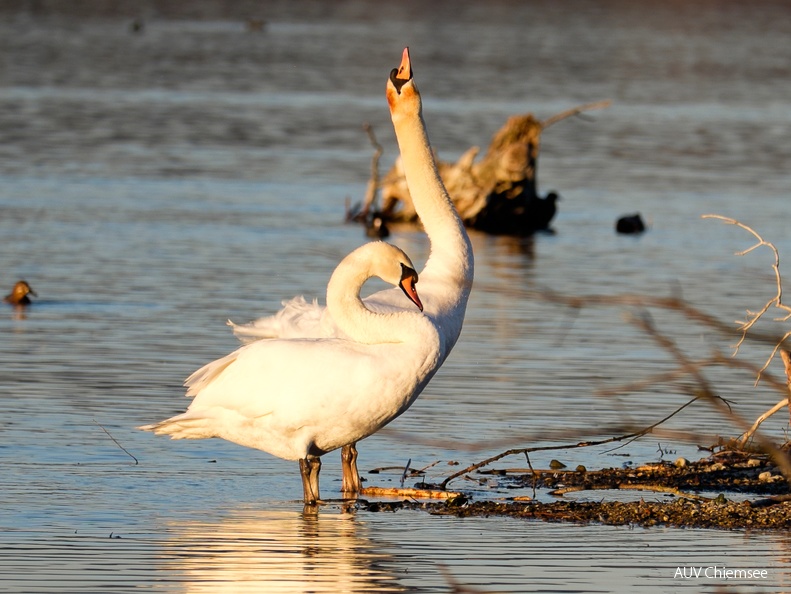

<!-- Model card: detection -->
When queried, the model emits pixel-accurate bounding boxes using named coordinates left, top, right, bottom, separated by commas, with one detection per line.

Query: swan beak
left=396, top=47, right=412, bottom=81
left=388, top=48, right=413, bottom=95
left=399, top=267, right=423, bottom=312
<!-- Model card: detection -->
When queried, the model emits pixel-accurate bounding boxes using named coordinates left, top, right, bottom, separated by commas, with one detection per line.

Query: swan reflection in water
left=157, top=506, right=406, bottom=593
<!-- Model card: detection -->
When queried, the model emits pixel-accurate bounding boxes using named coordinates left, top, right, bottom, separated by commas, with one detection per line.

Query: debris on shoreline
left=356, top=451, right=791, bottom=530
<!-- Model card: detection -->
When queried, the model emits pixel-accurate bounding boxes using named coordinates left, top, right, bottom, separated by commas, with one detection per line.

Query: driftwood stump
left=351, top=100, right=610, bottom=237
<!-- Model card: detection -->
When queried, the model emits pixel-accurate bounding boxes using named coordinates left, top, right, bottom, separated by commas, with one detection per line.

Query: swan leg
left=341, top=442, right=362, bottom=495
left=299, top=456, right=322, bottom=504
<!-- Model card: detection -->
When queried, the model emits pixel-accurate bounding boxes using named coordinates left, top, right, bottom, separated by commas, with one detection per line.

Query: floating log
left=354, top=100, right=610, bottom=237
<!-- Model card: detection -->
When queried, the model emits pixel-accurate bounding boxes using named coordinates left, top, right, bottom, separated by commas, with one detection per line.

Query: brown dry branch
left=425, top=293, right=791, bottom=491
left=438, top=396, right=701, bottom=490
left=624, top=313, right=790, bottom=478
left=534, top=287, right=790, bottom=451
left=568, top=277, right=791, bottom=476
left=382, top=216, right=791, bottom=493
left=598, top=348, right=790, bottom=444
left=369, top=460, right=441, bottom=476
left=380, top=422, right=707, bottom=456
left=702, top=214, right=791, bottom=377
left=701, top=215, right=791, bottom=444
left=740, top=349, right=791, bottom=446
left=360, top=486, right=461, bottom=500
left=741, top=399, right=790, bottom=447
left=537, top=297, right=791, bottom=479
left=784, top=349, right=791, bottom=423
left=527, top=288, right=788, bottom=349
left=532, top=215, right=791, bottom=452
left=540, top=99, right=612, bottom=129
left=597, top=352, right=789, bottom=400
left=360, top=123, right=382, bottom=219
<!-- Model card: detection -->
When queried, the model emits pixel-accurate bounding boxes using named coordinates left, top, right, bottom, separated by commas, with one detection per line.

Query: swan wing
left=229, top=288, right=422, bottom=342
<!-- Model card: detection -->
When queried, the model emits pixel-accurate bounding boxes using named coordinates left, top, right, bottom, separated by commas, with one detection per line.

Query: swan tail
left=183, top=350, right=239, bottom=397
left=138, top=414, right=215, bottom=440
left=227, top=318, right=279, bottom=343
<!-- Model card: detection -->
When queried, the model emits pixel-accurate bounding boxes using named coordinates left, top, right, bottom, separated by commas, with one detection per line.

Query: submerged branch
left=93, top=419, right=139, bottom=465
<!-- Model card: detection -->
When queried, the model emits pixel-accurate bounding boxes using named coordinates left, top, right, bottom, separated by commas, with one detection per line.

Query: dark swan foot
left=341, top=442, right=362, bottom=495
left=299, top=457, right=322, bottom=504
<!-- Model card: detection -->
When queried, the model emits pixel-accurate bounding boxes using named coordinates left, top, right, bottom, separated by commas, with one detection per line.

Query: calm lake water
left=2, top=1, right=791, bottom=592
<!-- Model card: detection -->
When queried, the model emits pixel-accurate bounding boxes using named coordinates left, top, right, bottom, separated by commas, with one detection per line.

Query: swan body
left=3, top=280, right=37, bottom=306
left=141, top=242, right=439, bottom=504
left=227, top=48, right=474, bottom=494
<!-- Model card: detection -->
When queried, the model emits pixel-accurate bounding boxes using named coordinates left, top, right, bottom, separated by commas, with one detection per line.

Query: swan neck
left=326, top=255, right=413, bottom=345
left=392, top=106, right=473, bottom=279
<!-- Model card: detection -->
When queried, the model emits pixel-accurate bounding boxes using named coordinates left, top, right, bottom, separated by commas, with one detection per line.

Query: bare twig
left=627, top=313, right=791, bottom=480
left=435, top=288, right=791, bottom=489
left=783, top=349, right=791, bottom=389
left=416, top=460, right=441, bottom=474
left=93, top=419, right=139, bottom=465
left=702, top=214, right=791, bottom=379
left=360, top=122, right=383, bottom=217
left=783, top=349, right=791, bottom=425
left=530, top=289, right=739, bottom=338
left=541, top=99, right=612, bottom=129
left=439, top=396, right=701, bottom=490
left=740, top=399, right=790, bottom=447
left=596, top=351, right=789, bottom=399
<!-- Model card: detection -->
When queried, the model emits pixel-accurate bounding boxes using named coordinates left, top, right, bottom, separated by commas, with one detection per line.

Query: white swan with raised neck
left=227, top=48, right=474, bottom=496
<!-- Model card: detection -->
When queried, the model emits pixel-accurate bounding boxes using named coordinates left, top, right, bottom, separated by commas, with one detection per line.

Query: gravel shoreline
left=358, top=450, right=791, bottom=530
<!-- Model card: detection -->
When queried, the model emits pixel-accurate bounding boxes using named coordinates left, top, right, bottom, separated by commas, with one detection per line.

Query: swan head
left=386, top=47, right=420, bottom=114
left=345, top=242, right=422, bottom=312
left=3, top=280, right=37, bottom=305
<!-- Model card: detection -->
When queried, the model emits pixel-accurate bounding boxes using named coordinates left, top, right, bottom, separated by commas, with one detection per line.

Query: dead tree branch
left=439, top=396, right=701, bottom=489
left=540, top=99, right=613, bottom=129
left=371, top=99, right=611, bottom=235
left=703, top=214, right=791, bottom=379
left=626, top=312, right=791, bottom=480
left=360, top=123, right=382, bottom=218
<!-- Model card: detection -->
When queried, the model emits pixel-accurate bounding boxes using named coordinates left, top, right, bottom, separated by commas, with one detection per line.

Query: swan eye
left=399, top=263, right=418, bottom=284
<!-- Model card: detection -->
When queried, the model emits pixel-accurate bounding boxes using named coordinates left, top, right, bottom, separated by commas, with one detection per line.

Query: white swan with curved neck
left=228, top=48, right=474, bottom=494
left=141, top=242, right=439, bottom=504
